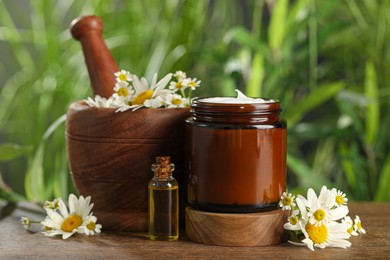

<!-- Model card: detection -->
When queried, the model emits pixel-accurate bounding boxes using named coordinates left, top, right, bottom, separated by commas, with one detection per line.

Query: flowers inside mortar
left=279, top=186, right=366, bottom=251
left=85, top=70, right=201, bottom=111
left=21, top=194, right=101, bottom=239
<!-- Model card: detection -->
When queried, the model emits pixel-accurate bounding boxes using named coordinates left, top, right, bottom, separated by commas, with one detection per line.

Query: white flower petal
left=141, top=77, right=149, bottom=89
left=302, top=237, right=315, bottom=251
left=41, top=218, right=61, bottom=230
left=327, top=238, right=351, bottom=248
left=131, top=75, right=143, bottom=93
left=84, top=196, right=91, bottom=208
left=296, top=196, right=307, bottom=218
left=330, top=206, right=349, bottom=221
left=46, top=209, right=65, bottom=224
left=154, top=73, right=172, bottom=91
left=144, top=98, right=162, bottom=108
left=319, top=186, right=334, bottom=207
left=82, top=203, right=94, bottom=218
left=151, top=73, right=158, bottom=87
left=284, top=222, right=301, bottom=230
left=42, top=230, right=63, bottom=237
left=318, top=186, right=329, bottom=203
left=288, top=240, right=306, bottom=247
left=68, top=194, right=78, bottom=214
left=115, top=105, right=137, bottom=112
left=55, top=199, right=67, bottom=218
left=307, top=188, right=318, bottom=207
left=62, top=231, right=76, bottom=239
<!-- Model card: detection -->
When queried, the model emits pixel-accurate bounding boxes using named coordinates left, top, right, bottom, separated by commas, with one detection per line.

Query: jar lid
left=199, top=96, right=276, bottom=104
left=192, top=97, right=281, bottom=114
left=192, top=89, right=280, bottom=114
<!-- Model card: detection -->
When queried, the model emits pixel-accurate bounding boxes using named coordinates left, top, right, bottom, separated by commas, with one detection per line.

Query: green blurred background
left=0, top=0, right=389, bottom=202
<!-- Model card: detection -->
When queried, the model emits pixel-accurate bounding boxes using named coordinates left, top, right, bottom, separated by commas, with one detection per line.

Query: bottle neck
left=152, top=163, right=175, bottom=179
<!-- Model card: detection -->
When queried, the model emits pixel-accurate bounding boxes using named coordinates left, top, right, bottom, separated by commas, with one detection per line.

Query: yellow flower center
left=305, top=222, right=328, bottom=244
left=347, top=225, right=353, bottom=234
left=132, top=90, right=153, bottom=105
left=314, top=209, right=326, bottom=221
left=175, top=82, right=183, bottom=89
left=282, top=196, right=292, bottom=206
left=172, top=98, right=183, bottom=105
left=61, top=215, right=83, bottom=232
left=336, top=195, right=345, bottom=205
left=117, top=87, right=129, bottom=97
left=118, top=74, right=127, bottom=81
left=86, top=221, right=96, bottom=231
left=356, top=221, right=362, bottom=230
left=189, top=81, right=196, bottom=87
left=289, top=216, right=298, bottom=225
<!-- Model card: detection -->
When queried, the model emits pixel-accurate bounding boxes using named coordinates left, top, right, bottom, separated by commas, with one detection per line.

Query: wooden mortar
left=67, top=16, right=189, bottom=231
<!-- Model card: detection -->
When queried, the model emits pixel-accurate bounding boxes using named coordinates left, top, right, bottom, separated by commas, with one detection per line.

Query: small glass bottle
left=148, top=156, right=179, bottom=240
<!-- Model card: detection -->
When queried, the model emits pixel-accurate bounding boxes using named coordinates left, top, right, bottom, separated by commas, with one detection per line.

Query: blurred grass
left=0, top=0, right=389, bottom=202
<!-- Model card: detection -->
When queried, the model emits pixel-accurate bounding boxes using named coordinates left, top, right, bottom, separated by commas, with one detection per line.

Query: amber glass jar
left=185, top=98, right=287, bottom=213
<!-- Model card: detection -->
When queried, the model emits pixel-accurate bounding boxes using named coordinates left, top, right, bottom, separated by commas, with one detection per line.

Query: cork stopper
left=156, top=156, right=171, bottom=166
left=152, top=156, right=174, bottom=179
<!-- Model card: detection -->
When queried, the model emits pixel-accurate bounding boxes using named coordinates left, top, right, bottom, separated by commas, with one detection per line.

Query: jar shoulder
left=185, top=117, right=287, bottom=129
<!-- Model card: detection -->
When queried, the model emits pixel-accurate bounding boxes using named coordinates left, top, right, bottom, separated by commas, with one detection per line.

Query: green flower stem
left=188, top=89, right=193, bottom=100
left=180, top=89, right=186, bottom=98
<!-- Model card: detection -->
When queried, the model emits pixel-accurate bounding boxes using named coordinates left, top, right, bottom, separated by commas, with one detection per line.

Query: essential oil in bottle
left=148, top=156, right=179, bottom=240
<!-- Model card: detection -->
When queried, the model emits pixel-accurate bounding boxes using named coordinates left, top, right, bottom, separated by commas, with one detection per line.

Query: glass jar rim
left=192, top=97, right=281, bottom=114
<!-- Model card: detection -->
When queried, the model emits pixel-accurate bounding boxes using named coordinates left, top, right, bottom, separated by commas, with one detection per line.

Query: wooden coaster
left=186, top=207, right=289, bottom=247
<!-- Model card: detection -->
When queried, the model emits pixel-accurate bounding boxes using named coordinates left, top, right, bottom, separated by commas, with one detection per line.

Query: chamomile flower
left=173, top=70, right=187, bottom=80
left=331, top=188, right=348, bottom=207
left=298, top=219, right=351, bottom=251
left=298, top=186, right=349, bottom=227
left=165, top=94, right=189, bottom=108
left=114, top=70, right=132, bottom=82
left=20, top=217, right=31, bottom=230
left=170, top=71, right=189, bottom=92
left=85, top=95, right=109, bottom=108
left=284, top=210, right=300, bottom=230
left=113, top=81, right=134, bottom=99
left=44, top=198, right=61, bottom=210
left=86, top=69, right=201, bottom=111
left=354, top=215, right=366, bottom=234
left=342, top=216, right=358, bottom=236
left=117, top=73, right=172, bottom=112
left=169, top=79, right=187, bottom=92
left=282, top=186, right=365, bottom=251
left=79, top=215, right=102, bottom=236
left=41, top=194, right=97, bottom=239
left=279, top=192, right=296, bottom=211
left=21, top=216, right=44, bottom=230
left=85, top=95, right=124, bottom=108
left=183, top=77, right=201, bottom=90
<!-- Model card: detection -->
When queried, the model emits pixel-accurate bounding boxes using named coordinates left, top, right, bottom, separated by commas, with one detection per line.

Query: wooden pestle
left=70, top=15, right=117, bottom=98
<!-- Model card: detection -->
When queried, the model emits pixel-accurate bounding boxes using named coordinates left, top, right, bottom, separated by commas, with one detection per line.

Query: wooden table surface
left=0, top=201, right=389, bottom=259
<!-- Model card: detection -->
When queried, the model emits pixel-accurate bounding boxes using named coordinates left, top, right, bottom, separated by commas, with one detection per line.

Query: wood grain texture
left=66, top=102, right=190, bottom=231
left=1, top=202, right=388, bottom=258
left=186, top=207, right=289, bottom=246
left=70, top=15, right=118, bottom=98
